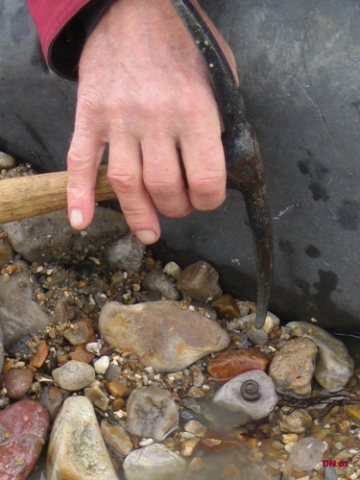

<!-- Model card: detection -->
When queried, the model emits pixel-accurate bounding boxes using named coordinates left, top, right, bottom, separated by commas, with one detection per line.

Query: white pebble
left=94, top=356, right=110, bottom=375
left=139, top=438, right=154, bottom=447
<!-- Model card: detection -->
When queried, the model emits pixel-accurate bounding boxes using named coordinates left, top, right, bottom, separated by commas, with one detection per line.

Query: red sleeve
left=26, top=0, right=89, bottom=63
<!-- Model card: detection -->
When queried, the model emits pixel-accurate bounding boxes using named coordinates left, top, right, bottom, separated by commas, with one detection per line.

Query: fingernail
left=135, top=229, right=158, bottom=244
left=70, top=208, right=84, bottom=229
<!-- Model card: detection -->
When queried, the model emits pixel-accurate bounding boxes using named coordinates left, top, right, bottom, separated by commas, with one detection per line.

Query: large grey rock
left=99, top=300, right=230, bottom=372
left=123, top=443, right=186, bottom=480
left=2, top=207, right=128, bottom=263
left=0, top=268, right=50, bottom=346
left=288, top=321, right=354, bottom=392
left=126, top=386, right=179, bottom=441
left=47, top=396, right=118, bottom=480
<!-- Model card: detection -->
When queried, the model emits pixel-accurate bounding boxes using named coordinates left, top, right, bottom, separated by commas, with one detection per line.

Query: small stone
left=47, top=396, right=118, bottom=480
left=287, top=437, right=328, bottom=471
left=211, top=294, right=240, bottom=319
left=141, top=270, right=181, bottom=300
left=200, top=431, right=240, bottom=452
left=99, top=300, right=230, bottom=372
left=180, top=437, right=200, bottom=456
left=1, top=367, right=33, bottom=399
left=176, top=261, right=222, bottom=302
left=100, top=418, right=133, bottom=456
left=104, top=231, right=145, bottom=273
left=84, top=382, right=109, bottom=411
left=207, top=348, right=270, bottom=382
left=246, top=326, right=269, bottom=345
left=63, top=318, right=94, bottom=345
left=184, top=420, right=208, bottom=437
left=29, top=339, right=49, bottom=368
left=212, top=370, right=279, bottom=420
left=71, top=344, right=95, bottom=364
left=123, top=443, right=187, bottom=480
left=39, top=386, right=64, bottom=422
left=279, top=408, right=313, bottom=434
left=0, top=152, right=16, bottom=169
left=345, top=405, right=360, bottom=422
left=105, top=380, right=131, bottom=398
left=288, top=321, right=354, bottom=392
left=126, top=386, right=179, bottom=441
left=52, top=360, right=95, bottom=391
left=94, top=355, right=110, bottom=375
left=269, top=337, right=318, bottom=397
left=190, top=365, right=205, bottom=387
left=163, top=261, right=182, bottom=279
left=0, top=400, right=49, bottom=480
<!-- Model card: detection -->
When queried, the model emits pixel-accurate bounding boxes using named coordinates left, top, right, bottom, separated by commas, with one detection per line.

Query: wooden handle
left=0, top=165, right=116, bottom=224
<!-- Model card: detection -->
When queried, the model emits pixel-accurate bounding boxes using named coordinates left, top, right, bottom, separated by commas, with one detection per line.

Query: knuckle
left=108, top=170, right=139, bottom=194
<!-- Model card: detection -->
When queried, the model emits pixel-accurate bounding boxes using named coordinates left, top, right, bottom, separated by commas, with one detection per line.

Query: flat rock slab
left=0, top=400, right=49, bottom=480
left=47, top=396, right=118, bottom=480
left=99, top=300, right=230, bottom=372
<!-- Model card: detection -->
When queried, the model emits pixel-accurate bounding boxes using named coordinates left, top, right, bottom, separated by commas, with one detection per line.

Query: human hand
left=67, top=0, right=237, bottom=244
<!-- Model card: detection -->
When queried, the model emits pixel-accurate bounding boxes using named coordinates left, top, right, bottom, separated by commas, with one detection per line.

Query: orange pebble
left=71, top=344, right=95, bottom=363
left=29, top=339, right=49, bottom=368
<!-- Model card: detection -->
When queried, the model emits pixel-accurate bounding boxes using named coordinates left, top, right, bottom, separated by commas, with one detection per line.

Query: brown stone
left=211, top=294, right=240, bottom=319
left=207, top=348, right=271, bottom=381
left=200, top=431, right=240, bottom=452
left=71, top=344, right=95, bottom=364
left=2, top=367, right=33, bottom=399
left=30, top=339, right=49, bottom=368
left=176, top=261, right=222, bottom=302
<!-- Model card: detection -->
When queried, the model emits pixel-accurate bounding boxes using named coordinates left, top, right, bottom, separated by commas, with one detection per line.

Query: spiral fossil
left=240, top=379, right=261, bottom=402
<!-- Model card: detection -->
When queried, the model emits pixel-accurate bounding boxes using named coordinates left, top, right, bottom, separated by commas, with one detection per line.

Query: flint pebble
left=212, top=370, right=279, bottom=420
left=99, top=300, right=230, bottom=372
left=52, top=360, right=95, bottom=391
left=103, top=231, right=145, bottom=273
left=287, top=436, right=328, bottom=471
left=176, top=260, right=222, bottom=302
left=126, top=386, right=179, bottom=441
left=288, top=321, right=354, bottom=392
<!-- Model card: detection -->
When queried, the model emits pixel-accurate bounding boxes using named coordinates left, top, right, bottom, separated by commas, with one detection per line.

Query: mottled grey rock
left=52, top=360, right=95, bottom=391
left=2, top=206, right=128, bottom=264
left=123, top=443, right=186, bottom=480
left=47, top=396, right=118, bottom=480
left=269, top=337, right=318, bottom=398
left=288, top=321, right=355, bottom=392
left=287, top=437, right=328, bottom=471
left=99, top=300, right=230, bottom=372
left=0, top=268, right=50, bottom=346
left=127, top=386, right=179, bottom=441
left=176, top=260, right=222, bottom=302
left=212, top=370, right=279, bottom=420
left=100, top=418, right=133, bottom=457
left=104, top=231, right=145, bottom=273
left=141, top=270, right=181, bottom=300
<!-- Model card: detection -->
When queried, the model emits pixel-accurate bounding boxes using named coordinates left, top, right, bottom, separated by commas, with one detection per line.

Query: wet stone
left=126, top=386, right=179, bottom=441
left=1, top=367, right=33, bottom=399
left=184, top=419, right=208, bottom=437
left=52, top=360, right=95, bottom=391
left=141, top=270, right=181, bottom=300
left=0, top=400, right=49, bottom=480
left=0, top=269, right=50, bottom=346
left=212, top=370, right=279, bottom=420
left=176, top=260, right=222, bottom=302
left=47, top=396, right=118, bottom=480
left=207, top=348, right=271, bottom=382
left=123, top=443, right=186, bottom=480
left=269, top=337, right=318, bottom=398
left=287, top=436, right=328, bottom=471
left=279, top=408, right=313, bottom=434
left=100, top=418, right=133, bottom=456
left=211, top=294, right=240, bottom=319
left=99, top=300, right=230, bottom=372
left=288, top=321, right=354, bottom=392
left=2, top=206, right=128, bottom=264
left=103, top=231, right=145, bottom=273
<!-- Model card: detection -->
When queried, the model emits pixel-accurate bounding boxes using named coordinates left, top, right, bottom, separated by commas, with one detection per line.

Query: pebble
left=200, top=431, right=240, bottom=452
left=0, top=268, right=50, bottom=346
left=52, top=360, right=95, bottom=391
left=105, top=380, right=130, bottom=398
left=269, top=337, right=318, bottom=397
left=141, top=270, right=181, bottom=300
left=0, top=322, right=3, bottom=374
left=207, top=348, right=270, bottom=381
left=176, top=260, right=222, bottom=302
left=162, top=261, right=182, bottom=279
left=2, top=206, right=128, bottom=264
left=123, top=443, right=187, bottom=480
left=180, top=437, right=200, bottom=456
left=1, top=367, right=33, bottom=399
left=103, top=231, right=145, bottom=273
left=29, top=339, right=49, bottom=368
left=47, top=396, right=118, bottom=480
left=63, top=318, right=94, bottom=345
left=184, top=419, right=208, bottom=437
left=0, top=235, right=14, bottom=267
left=0, top=400, right=49, bottom=480
left=84, top=382, right=109, bottom=411
left=100, top=417, right=133, bottom=456
left=99, top=300, right=230, bottom=372
left=287, top=436, right=328, bottom=471
left=94, top=355, right=110, bottom=375
left=0, top=152, right=16, bottom=169
left=126, top=386, right=179, bottom=441
left=39, top=386, right=64, bottom=422
left=279, top=408, right=313, bottom=434
left=288, top=321, right=354, bottom=392
left=212, top=370, right=279, bottom=420
left=246, top=326, right=269, bottom=345
left=211, top=294, right=240, bottom=319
